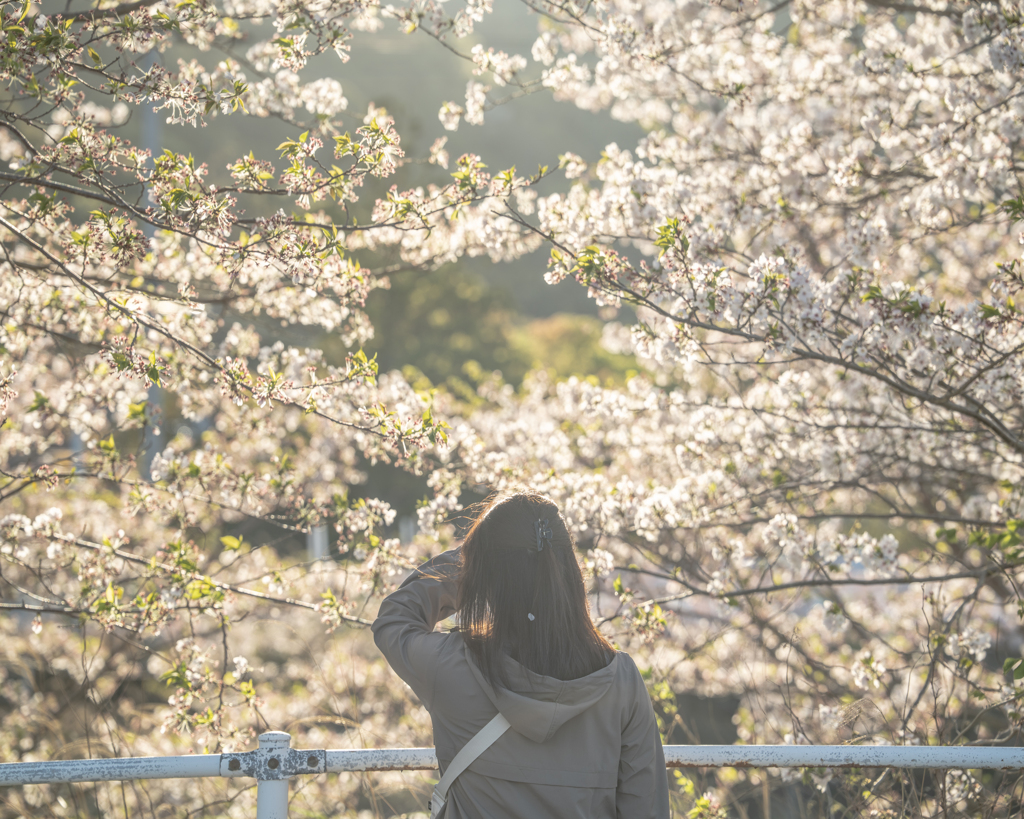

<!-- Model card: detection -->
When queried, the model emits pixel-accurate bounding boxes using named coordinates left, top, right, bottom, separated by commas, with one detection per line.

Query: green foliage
left=654, top=216, right=689, bottom=259
left=27, top=390, right=49, bottom=412
left=573, top=245, right=608, bottom=284
left=687, top=791, right=729, bottom=819
left=509, top=314, right=639, bottom=386
left=358, top=266, right=532, bottom=388
left=451, top=154, right=487, bottom=193
left=969, top=519, right=1023, bottom=558
left=1002, top=195, right=1024, bottom=222
left=161, top=661, right=192, bottom=690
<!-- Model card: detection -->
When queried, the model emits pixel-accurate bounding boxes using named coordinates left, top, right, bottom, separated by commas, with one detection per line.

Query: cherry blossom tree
left=2, top=0, right=1024, bottom=817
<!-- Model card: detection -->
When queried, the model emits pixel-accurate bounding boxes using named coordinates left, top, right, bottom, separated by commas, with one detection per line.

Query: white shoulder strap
left=431, top=712, right=510, bottom=818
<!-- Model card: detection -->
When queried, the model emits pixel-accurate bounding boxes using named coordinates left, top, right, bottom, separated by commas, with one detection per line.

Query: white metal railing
left=2, top=732, right=1023, bottom=818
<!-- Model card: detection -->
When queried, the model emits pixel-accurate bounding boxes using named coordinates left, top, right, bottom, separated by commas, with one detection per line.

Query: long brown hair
left=457, top=492, right=614, bottom=688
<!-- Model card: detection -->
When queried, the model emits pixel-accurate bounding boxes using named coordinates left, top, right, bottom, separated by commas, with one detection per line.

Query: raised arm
left=371, top=548, right=461, bottom=708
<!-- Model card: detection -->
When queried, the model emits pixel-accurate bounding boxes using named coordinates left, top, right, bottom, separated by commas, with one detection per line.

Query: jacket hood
left=463, top=644, right=620, bottom=744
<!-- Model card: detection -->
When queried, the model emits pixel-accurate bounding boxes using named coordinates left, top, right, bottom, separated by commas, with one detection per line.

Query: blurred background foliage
left=353, top=268, right=639, bottom=392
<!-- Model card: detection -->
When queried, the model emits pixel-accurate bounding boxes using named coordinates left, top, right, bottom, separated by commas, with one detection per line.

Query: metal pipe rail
left=2, top=733, right=1023, bottom=819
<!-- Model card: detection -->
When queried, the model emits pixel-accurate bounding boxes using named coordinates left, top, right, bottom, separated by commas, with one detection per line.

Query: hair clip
left=534, top=518, right=553, bottom=552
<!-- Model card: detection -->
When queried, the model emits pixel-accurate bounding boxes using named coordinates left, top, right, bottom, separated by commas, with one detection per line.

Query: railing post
left=255, top=731, right=291, bottom=819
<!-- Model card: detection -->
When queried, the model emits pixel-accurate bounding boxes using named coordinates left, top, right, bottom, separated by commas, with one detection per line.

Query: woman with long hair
left=373, top=492, right=670, bottom=818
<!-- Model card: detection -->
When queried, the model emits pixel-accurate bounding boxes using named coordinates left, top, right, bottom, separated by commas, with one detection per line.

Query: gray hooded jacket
left=372, top=549, right=670, bottom=819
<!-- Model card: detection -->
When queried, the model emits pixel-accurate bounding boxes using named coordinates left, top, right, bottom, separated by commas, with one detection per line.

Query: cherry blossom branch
left=0, top=214, right=389, bottom=439
left=67, top=536, right=372, bottom=626
left=640, top=564, right=1022, bottom=608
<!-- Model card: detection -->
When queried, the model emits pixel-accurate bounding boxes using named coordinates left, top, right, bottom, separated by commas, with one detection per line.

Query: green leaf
left=1002, top=197, right=1024, bottom=222
left=28, top=390, right=49, bottom=413
left=98, top=434, right=118, bottom=457
left=160, top=662, right=190, bottom=689
left=219, top=535, right=243, bottom=551
left=146, top=352, right=162, bottom=387
left=105, top=582, right=122, bottom=604
left=654, top=217, right=689, bottom=259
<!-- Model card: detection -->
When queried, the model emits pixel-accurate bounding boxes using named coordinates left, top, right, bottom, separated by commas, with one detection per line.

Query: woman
left=372, top=492, right=670, bottom=818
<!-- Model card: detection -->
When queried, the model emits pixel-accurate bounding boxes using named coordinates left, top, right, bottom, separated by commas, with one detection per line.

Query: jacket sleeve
left=616, top=657, right=670, bottom=819
left=371, top=548, right=461, bottom=710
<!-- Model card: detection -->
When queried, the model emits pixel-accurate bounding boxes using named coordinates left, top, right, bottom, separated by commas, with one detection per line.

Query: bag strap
left=432, top=712, right=511, bottom=813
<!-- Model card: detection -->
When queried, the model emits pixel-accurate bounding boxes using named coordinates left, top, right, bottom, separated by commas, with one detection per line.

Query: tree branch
left=69, top=536, right=373, bottom=626
left=66, top=0, right=165, bottom=22
left=861, top=0, right=961, bottom=19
